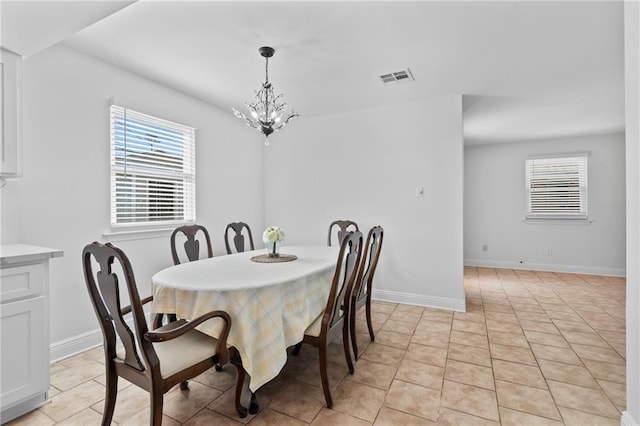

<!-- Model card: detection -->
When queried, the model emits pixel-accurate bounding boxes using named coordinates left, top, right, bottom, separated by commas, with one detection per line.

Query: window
left=525, top=154, right=588, bottom=220
left=110, top=105, right=195, bottom=227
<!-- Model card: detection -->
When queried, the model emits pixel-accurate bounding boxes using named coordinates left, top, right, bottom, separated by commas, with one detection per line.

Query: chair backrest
left=353, top=226, right=384, bottom=305
left=321, top=231, right=363, bottom=337
left=170, top=224, right=213, bottom=265
left=327, top=220, right=359, bottom=247
left=224, top=222, right=256, bottom=254
left=82, top=242, right=156, bottom=375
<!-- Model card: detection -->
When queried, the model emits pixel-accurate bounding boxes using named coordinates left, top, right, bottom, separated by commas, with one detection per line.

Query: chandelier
left=233, top=46, right=299, bottom=145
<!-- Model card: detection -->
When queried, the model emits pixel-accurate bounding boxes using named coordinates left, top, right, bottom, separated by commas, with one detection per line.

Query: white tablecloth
left=151, top=245, right=337, bottom=391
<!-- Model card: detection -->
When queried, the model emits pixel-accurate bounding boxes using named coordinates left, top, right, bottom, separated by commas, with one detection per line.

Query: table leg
left=249, top=392, right=259, bottom=414
left=230, top=350, right=249, bottom=418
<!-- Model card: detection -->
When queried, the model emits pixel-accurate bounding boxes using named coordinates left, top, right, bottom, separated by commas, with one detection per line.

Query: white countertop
left=0, top=244, right=64, bottom=266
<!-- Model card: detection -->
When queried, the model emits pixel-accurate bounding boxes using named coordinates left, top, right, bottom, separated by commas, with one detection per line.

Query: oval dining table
left=151, top=244, right=338, bottom=415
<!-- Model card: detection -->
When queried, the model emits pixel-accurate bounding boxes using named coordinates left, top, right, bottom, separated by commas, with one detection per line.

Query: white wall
left=464, top=133, right=626, bottom=276
left=9, top=45, right=263, bottom=359
left=624, top=2, right=640, bottom=424
left=263, top=97, right=465, bottom=311
left=1, top=180, right=20, bottom=243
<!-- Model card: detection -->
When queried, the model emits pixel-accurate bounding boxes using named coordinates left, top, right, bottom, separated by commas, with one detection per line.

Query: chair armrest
left=120, top=295, right=153, bottom=316
left=144, top=310, right=232, bottom=365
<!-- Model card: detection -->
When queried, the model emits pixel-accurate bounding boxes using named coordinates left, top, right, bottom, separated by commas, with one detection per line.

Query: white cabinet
left=0, top=48, right=22, bottom=178
left=0, top=245, right=62, bottom=424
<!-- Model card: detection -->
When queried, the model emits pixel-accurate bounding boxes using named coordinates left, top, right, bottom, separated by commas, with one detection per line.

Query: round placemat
left=250, top=254, right=297, bottom=263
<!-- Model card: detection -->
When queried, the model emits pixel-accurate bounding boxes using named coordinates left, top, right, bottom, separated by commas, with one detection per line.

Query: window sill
left=103, top=227, right=175, bottom=242
left=523, top=217, right=592, bottom=225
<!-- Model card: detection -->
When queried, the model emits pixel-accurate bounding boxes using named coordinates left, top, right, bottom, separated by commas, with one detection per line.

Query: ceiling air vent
left=379, top=68, right=414, bottom=85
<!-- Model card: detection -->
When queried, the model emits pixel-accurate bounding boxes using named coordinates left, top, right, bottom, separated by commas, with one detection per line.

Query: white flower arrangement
left=263, top=226, right=285, bottom=244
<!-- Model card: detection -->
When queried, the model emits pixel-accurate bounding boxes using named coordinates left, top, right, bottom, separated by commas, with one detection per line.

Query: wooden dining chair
left=294, top=231, right=363, bottom=408
left=170, top=224, right=213, bottom=265
left=327, top=219, right=359, bottom=247
left=82, top=241, right=242, bottom=426
left=224, top=221, right=256, bottom=254
left=165, top=224, right=214, bottom=327
left=349, top=226, right=384, bottom=359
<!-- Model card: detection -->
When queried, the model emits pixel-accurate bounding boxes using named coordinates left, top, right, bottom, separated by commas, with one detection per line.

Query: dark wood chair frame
left=170, top=224, right=213, bottom=265
left=82, top=241, right=252, bottom=425
left=294, top=231, right=363, bottom=408
left=224, top=222, right=256, bottom=254
left=327, top=219, right=359, bottom=247
left=349, top=226, right=384, bottom=359
left=164, top=225, right=215, bottom=332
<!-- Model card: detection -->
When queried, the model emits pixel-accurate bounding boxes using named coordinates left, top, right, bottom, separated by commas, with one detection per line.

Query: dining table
left=150, top=244, right=339, bottom=395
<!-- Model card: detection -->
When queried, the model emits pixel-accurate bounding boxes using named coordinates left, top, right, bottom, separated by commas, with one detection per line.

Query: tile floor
left=7, top=267, right=626, bottom=425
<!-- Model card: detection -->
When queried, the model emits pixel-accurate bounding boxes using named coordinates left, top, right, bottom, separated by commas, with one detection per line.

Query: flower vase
left=268, top=241, right=280, bottom=258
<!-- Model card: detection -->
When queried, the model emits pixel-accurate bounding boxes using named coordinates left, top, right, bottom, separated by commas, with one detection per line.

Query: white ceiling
left=1, top=1, right=625, bottom=145
left=0, top=0, right=134, bottom=57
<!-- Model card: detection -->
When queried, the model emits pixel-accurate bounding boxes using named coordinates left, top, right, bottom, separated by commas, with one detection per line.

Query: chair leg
left=318, top=344, right=333, bottom=408
left=292, top=342, right=302, bottom=355
left=343, top=319, right=355, bottom=374
left=350, top=306, right=359, bottom=360
left=152, top=313, right=163, bottom=330
left=150, top=390, right=163, bottom=426
left=365, top=297, right=375, bottom=342
left=101, top=367, right=118, bottom=426
left=152, top=313, right=178, bottom=329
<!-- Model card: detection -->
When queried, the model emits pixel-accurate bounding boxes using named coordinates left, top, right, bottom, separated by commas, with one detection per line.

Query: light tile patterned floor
left=8, top=267, right=626, bottom=425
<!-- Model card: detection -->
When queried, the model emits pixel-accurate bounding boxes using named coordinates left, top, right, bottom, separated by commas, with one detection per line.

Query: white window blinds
left=110, top=105, right=196, bottom=226
left=525, top=154, right=588, bottom=220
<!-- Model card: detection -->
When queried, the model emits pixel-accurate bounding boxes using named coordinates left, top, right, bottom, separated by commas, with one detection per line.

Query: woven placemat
left=250, top=254, right=298, bottom=263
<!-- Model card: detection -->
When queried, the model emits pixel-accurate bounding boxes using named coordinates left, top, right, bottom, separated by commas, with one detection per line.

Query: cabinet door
left=0, top=48, right=22, bottom=177
left=0, top=296, right=47, bottom=408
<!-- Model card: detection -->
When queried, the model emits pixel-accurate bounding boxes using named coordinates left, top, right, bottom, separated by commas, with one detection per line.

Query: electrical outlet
left=545, top=248, right=553, bottom=256
left=415, top=186, right=424, bottom=197
left=482, top=244, right=488, bottom=252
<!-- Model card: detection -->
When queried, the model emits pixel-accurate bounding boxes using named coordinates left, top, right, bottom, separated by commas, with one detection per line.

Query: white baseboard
left=372, top=289, right=465, bottom=312
left=49, top=312, right=151, bottom=363
left=49, top=312, right=152, bottom=363
left=50, top=293, right=466, bottom=363
left=50, top=328, right=102, bottom=363
left=464, top=258, right=626, bottom=277
left=622, top=411, right=637, bottom=426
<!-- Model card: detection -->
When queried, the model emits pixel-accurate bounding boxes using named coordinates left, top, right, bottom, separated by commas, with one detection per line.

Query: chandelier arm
left=233, top=108, right=260, bottom=129
left=283, top=112, right=300, bottom=125
left=273, top=103, right=287, bottom=114
left=245, top=119, right=260, bottom=129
